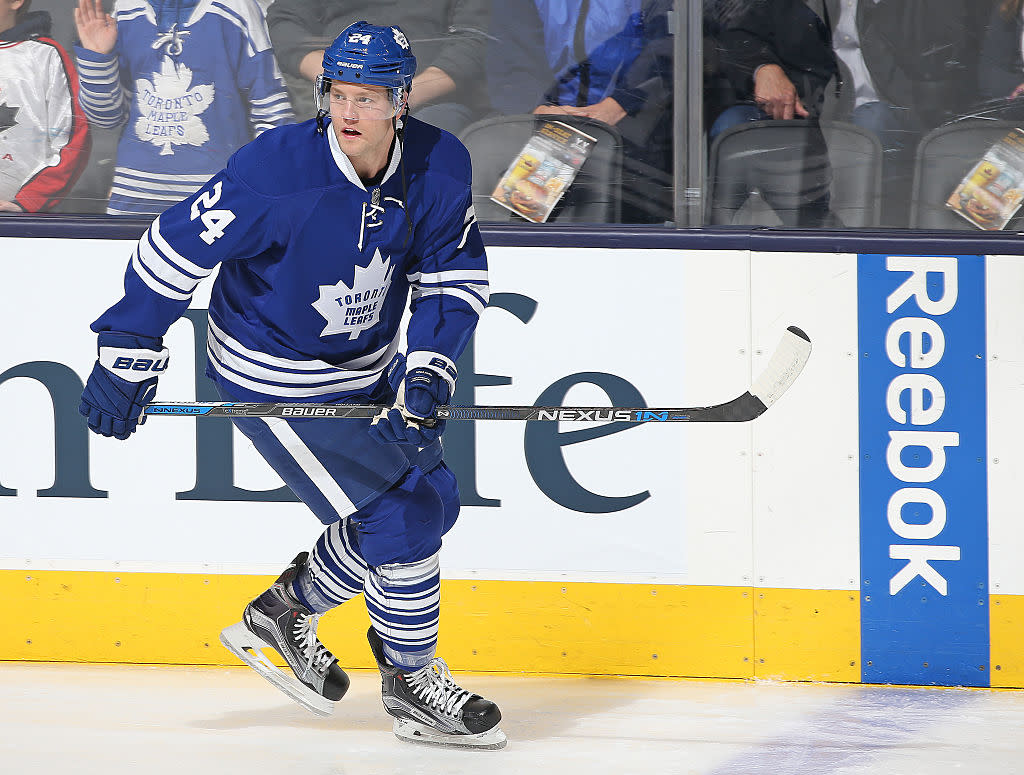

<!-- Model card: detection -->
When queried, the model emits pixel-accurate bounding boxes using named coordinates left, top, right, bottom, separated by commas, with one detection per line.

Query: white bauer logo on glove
left=99, top=345, right=170, bottom=381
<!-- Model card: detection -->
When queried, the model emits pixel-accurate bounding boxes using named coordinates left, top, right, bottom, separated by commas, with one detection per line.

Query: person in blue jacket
left=486, top=0, right=674, bottom=223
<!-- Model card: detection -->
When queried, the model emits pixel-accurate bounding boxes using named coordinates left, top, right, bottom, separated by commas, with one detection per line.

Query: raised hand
left=74, top=0, right=117, bottom=55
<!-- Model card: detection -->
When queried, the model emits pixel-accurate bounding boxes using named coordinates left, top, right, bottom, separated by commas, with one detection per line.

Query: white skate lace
left=404, top=658, right=473, bottom=717
left=292, top=613, right=334, bottom=674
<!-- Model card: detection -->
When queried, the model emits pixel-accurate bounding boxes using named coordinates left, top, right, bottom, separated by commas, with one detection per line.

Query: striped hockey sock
left=364, top=553, right=441, bottom=670
left=294, top=518, right=368, bottom=613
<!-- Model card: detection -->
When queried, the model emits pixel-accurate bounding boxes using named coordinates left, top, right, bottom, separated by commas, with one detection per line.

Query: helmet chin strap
left=394, top=101, right=413, bottom=248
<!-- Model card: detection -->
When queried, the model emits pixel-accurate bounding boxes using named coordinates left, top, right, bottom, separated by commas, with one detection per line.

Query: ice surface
left=1, top=663, right=1021, bottom=775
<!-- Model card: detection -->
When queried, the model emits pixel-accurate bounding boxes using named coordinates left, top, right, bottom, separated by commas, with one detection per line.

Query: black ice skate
left=220, top=553, right=349, bottom=716
left=367, top=626, right=507, bottom=750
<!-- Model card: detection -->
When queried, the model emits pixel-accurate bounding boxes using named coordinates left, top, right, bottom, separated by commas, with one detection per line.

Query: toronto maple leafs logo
left=391, top=28, right=409, bottom=49
left=312, top=249, right=395, bottom=339
left=134, top=58, right=214, bottom=156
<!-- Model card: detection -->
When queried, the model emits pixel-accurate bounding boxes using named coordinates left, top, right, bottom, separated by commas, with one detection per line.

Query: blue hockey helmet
left=315, top=21, right=417, bottom=118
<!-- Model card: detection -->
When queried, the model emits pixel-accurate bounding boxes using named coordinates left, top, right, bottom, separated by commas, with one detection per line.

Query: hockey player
left=77, top=21, right=504, bottom=750
left=73, top=0, right=293, bottom=216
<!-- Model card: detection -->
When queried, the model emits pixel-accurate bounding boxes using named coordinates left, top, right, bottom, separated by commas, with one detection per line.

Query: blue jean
left=709, top=104, right=764, bottom=141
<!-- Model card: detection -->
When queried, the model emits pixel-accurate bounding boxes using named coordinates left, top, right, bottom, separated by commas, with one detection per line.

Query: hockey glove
left=79, top=332, right=168, bottom=440
left=369, top=356, right=454, bottom=446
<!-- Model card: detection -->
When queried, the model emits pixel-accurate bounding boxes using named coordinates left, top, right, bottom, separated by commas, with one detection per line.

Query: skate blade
left=219, top=621, right=334, bottom=717
left=393, top=718, right=508, bottom=750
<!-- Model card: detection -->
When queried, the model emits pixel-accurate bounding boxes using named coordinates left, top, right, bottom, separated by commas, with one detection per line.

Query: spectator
left=978, top=0, right=1024, bottom=101
left=711, top=0, right=841, bottom=227
left=829, top=0, right=989, bottom=226
left=74, top=0, right=293, bottom=217
left=266, top=0, right=489, bottom=135
left=0, top=0, right=91, bottom=212
left=711, top=0, right=838, bottom=138
left=486, top=0, right=674, bottom=223
left=713, top=0, right=991, bottom=227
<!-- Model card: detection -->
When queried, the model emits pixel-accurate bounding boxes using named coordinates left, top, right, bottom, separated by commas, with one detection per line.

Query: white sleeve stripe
left=111, top=185, right=192, bottom=202
left=75, top=58, right=118, bottom=74
left=406, top=269, right=489, bottom=283
left=116, top=169, right=214, bottom=183
left=410, top=281, right=489, bottom=306
left=76, top=67, right=119, bottom=80
left=77, top=69, right=120, bottom=82
left=249, top=93, right=289, bottom=106
left=77, top=91, right=121, bottom=108
left=131, top=249, right=192, bottom=301
left=251, top=106, right=293, bottom=119
left=411, top=286, right=486, bottom=316
left=149, top=215, right=212, bottom=277
left=461, top=282, right=491, bottom=304
left=138, top=235, right=207, bottom=293
left=111, top=177, right=205, bottom=194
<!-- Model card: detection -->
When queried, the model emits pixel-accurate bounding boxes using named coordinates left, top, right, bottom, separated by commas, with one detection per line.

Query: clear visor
left=315, top=75, right=404, bottom=120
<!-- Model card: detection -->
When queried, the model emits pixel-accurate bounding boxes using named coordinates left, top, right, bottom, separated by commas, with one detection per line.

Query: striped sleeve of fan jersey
left=73, top=47, right=127, bottom=129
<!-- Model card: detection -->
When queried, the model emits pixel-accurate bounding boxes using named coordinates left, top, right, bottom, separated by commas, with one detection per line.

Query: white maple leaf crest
left=134, top=58, right=215, bottom=156
left=312, top=248, right=395, bottom=339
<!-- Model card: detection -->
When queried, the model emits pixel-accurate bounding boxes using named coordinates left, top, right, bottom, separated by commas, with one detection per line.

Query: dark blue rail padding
left=5, top=215, right=1024, bottom=256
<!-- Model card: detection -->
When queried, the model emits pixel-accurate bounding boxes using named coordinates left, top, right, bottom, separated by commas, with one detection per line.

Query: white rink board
left=750, top=252, right=861, bottom=590
left=0, top=238, right=1021, bottom=594
left=985, top=256, right=1024, bottom=596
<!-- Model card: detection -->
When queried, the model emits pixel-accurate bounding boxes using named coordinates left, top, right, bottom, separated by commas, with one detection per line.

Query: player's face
left=329, top=83, right=402, bottom=175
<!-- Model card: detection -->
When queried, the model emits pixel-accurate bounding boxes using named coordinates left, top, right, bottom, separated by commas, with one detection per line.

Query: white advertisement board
left=0, top=239, right=769, bottom=586
left=3, top=238, right=1020, bottom=600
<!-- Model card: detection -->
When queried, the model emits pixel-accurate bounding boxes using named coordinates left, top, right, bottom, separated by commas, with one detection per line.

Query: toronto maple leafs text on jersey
left=75, top=0, right=292, bottom=217
left=91, top=116, right=489, bottom=403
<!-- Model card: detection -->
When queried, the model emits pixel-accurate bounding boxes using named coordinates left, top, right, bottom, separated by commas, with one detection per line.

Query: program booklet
left=946, top=128, right=1024, bottom=230
left=490, top=120, right=598, bottom=223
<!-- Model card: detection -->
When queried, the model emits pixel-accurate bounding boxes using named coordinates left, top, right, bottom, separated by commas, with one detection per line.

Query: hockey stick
left=144, top=326, right=811, bottom=423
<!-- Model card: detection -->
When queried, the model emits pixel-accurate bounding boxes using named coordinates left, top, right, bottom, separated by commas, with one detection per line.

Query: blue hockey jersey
left=92, top=116, right=489, bottom=402
left=75, top=0, right=293, bottom=216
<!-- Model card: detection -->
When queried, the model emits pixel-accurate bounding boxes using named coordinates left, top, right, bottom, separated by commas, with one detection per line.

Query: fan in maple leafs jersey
left=73, top=0, right=292, bottom=216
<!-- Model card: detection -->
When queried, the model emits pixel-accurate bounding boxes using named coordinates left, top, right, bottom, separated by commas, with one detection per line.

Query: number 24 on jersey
left=191, top=181, right=236, bottom=245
